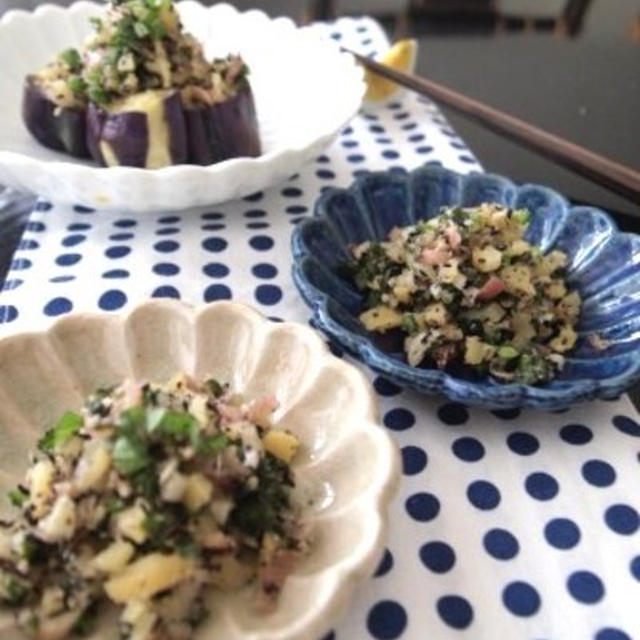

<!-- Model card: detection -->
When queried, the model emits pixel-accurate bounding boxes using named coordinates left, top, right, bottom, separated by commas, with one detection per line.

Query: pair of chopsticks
left=347, top=50, right=640, bottom=204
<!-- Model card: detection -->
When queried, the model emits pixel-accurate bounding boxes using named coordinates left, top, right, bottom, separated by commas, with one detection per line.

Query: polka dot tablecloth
left=1, top=16, right=639, bottom=640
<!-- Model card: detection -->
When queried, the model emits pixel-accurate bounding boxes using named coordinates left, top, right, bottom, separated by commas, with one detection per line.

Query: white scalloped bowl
left=0, top=1, right=365, bottom=213
left=0, top=300, right=399, bottom=640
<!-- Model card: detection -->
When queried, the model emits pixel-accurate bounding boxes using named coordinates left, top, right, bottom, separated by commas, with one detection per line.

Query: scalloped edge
left=0, top=1, right=365, bottom=212
left=291, top=166, right=640, bottom=410
left=0, top=299, right=400, bottom=640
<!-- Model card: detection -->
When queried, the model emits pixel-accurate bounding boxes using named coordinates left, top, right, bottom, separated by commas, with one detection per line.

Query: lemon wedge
left=364, top=39, right=418, bottom=104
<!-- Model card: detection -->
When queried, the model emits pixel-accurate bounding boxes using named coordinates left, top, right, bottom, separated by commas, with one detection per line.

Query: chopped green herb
left=113, top=435, right=150, bottom=475
left=401, top=313, right=418, bottom=333
left=118, top=406, right=146, bottom=436
left=1, top=575, right=29, bottom=606
left=59, top=48, right=82, bottom=72
left=498, top=345, right=519, bottom=360
left=68, top=75, right=87, bottom=96
left=38, top=411, right=83, bottom=453
left=198, top=433, right=229, bottom=454
left=105, top=495, right=126, bottom=514
left=512, top=209, right=531, bottom=225
left=8, top=486, right=28, bottom=508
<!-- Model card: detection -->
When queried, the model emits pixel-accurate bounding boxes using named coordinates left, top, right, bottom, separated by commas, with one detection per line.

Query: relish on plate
left=349, top=203, right=582, bottom=385
left=0, top=374, right=306, bottom=640
left=22, top=0, right=261, bottom=168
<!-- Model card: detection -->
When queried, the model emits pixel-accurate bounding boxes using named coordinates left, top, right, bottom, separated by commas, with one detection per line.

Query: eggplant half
left=184, top=84, right=261, bottom=165
left=22, top=75, right=89, bottom=159
left=86, top=89, right=188, bottom=168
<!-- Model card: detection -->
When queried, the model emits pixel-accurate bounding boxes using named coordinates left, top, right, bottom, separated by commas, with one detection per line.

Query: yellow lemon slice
left=364, top=39, right=418, bottom=104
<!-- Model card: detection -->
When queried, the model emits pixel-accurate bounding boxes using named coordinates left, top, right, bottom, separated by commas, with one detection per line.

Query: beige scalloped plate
left=0, top=300, right=399, bottom=640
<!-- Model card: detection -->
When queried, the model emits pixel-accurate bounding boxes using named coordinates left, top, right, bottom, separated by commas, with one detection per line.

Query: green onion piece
left=133, top=21, right=150, bottom=37
left=154, top=410, right=198, bottom=438
left=68, top=75, right=87, bottom=96
left=512, top=209, right=531, bottom=225
left=38, top=411, right=83, bottom=453
left=59, top=48, right=82, bottom=71
left=199, top=433, right=229, bottom=454
left=118, top=406, right=146, bottom=435
left=7, top=487, right=28, bottom=508
left=401, top=313, right=418, bottom=333
left=145, top=407, right=166, bottom=433
left=498, top=345, right=519, bottom=360
left=113, top=436, right=150, bottom=475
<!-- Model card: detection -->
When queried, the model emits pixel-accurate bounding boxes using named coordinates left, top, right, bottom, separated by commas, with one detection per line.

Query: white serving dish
left=0, top=1, right=365, bottom=212
left=0, top=300, right=399, bottom=640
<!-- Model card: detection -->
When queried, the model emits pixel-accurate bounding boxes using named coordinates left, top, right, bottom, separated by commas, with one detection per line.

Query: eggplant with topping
left=21, top=0, right=261, bottom=168
left=22, top=49, right=89, bottom=158
left=86, top=90, right=188, bottom=168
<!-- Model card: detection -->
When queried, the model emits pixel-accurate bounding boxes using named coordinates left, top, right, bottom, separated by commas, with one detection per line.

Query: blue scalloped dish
left=291, top=165, right=640, bottom=410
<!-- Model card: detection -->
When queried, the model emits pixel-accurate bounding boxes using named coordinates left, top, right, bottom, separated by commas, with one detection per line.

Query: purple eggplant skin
left=184, top=83, right=261, bottom=166
left=22, top=75, right=90, bottom=159
left=86, top=90, right=188, bottom=168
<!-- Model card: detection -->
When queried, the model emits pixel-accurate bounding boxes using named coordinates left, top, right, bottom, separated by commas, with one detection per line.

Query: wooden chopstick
left=348, top=49, right=640, bottom=204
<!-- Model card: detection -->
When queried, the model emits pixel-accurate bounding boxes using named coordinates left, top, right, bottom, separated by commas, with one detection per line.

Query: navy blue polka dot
left=612, top=415, right=640, bottom=436
left=582, top=459, right=616, bottom=487
left=11, top=258, right=32, bottom=270
left=247, top=222, right=269, bottom=230
left=113, top=219, right=136, bottom=228
left=567, top=570, right=604, bottom=604
left=244, top=209, right=267, bottom=218
left=420, top=541, right=455, bottom=573
left=373, top=549, right=393, bottom=577
left=373, top=376, right=402, bottom=396
left=316, top=169, right=335, bottom=180
left=437, top=403, right=468, bottom=425
left=201, top=212, right=224, bottom=220
left=394, top=112, right=410, bottom=121
left=282, top=187, right=302, bottom=198
left=330, top=31, right=341, bottom=40
left=286, top=205, right=307, bottom=215
left=0, top=305, right=18, bottom=323
left=436, top=595, right=473, bottom=629
left=406, top=492, right=440, bottom=522
left=502, top=581, right=541, bottom=617
left=252, top=263, right=277, bottom=279
left=153, top=263, right=180, bottom=276
left=316, top=154, right=330, bottom=163
left=26, top=221, right=46, bottom=232
left=44, top=297, right=72, bottom=316
left=105, top=246, right=130, bottom=259
left=255, top=284, right=282, bottom=306
left=154, top=240, right=180, bottom=253
left=202, top=237, right=227, bottom=252
left=110, top=232, right=135, bottom=241
left=544, top=518, right=581, bottom=549
left=595, top=629, right=632, bottom=640
left=416, top=145, right=434, bottom=154
left=507, top=431, right=540, bottom=455
left=366, top=600, right=407, bottom=640
left=342, top=139, right=358, bottom=148
left=158, top=215, right=180, bottom=224
left=49, top=275, right=75, bottom=283
left=369, top=125, right=385, bottom=134
left=347, top=154, right=366, bottom=163
left=2, top=279, right=23, bottom=291
left=450, top=141, right=468, bottom=150
left=73, top=204, right=95, bottom=214
left=525, top=472, right=559, bottom=500
left=152, top=286, right=180, bottom=299
left=384, top=408, right=415, bottom=431
left=102, top=269, right=129, bottom=279
left=62, top=234, right=86, bottom=247
left=604, top=504, right=639, bottom=535
left=34, top=201, right=53, bottom=211
left=630, top=556, right=640, bottom=580
left=467, top=480, right=500, bottom=510
left=459, top=155, right=476, bottom=164
left=375, top=137, right=392, bottom=145
left=401, top=446, right=427, bottom=475
left=19, top=239, right=39, bottom=250
left=156, top=227, right=180, bottom=235
left=382, top=149, right=400, bottom=159
left=55, top=253, right=81, bottom=266
left=492, top=408, right=521, bottom=420
left=203, top=263, right=229, bottom=278
left=452, top=436, right=485, bottom=462
left=67, top=223, right=89, bottom=231
left=483, top=528, right=519, bottom=560
left=560, top=423, right=593, bottom=444
left=249, top=235, right=274, bottom=251
left=98, top=290, right=127, bottom=311
left=204, top=284, right=232, bottom=302
left=402, top=122, right=417, bottom=131
left=408, top=133, right=425, bottom=142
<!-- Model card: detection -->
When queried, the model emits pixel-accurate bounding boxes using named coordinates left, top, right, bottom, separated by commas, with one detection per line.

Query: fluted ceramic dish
left=0, top=1, right=364, bottom=213
left=291, top=165, right=640, bottom=410
left=0, top=300, right=399, bottom=639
